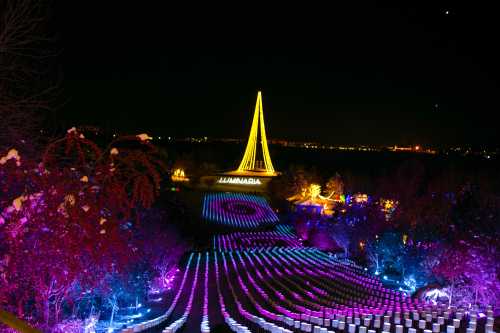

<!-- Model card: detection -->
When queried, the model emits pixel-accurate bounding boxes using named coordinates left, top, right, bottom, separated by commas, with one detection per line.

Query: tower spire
left=237, top=91, right=275, bottom=174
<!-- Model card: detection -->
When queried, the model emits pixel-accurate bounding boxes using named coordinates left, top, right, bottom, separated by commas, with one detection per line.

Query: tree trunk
left=44, top=299, right=50, bottom=326
left=109, top=300, right=116, bottom=329
left=72, top=301, right=77, bottom=317
left=16, top=298, right=24, bottom=318
left=54, top=298, right=62, bottom=324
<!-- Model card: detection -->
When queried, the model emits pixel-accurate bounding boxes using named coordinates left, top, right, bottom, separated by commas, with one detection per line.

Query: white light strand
left=217, top=177, right=262, bottom=185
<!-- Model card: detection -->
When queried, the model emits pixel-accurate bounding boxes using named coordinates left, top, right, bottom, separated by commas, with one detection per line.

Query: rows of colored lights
left=123, top=228, right=494, bottom=333
left=202, top=193, right=278, bottom=229
left=201, top=252, right=210, bottom=332
left=212, top=225, right=302, bottom=250
left=145, top=248, right=487, bottom=333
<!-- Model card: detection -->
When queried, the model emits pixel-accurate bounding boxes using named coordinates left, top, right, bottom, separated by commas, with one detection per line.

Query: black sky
left=54, top=2, right=500, bottom=146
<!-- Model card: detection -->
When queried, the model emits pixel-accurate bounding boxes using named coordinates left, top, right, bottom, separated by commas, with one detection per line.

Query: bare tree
left=0, top=0, right=58, bottom=153
left=324, top=172, right=344, bottom=198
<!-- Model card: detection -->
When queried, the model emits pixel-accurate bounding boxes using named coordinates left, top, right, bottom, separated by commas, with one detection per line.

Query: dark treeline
left=162, top=141, right=500, bottom=195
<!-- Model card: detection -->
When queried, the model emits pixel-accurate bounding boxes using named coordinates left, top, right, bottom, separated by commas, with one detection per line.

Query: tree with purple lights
left=330, top=222, right=351, bottom=258
left=434, top=239, right=499, bottom=309
left=134, top=209, right=186, bottom=295
left=0, top=128, right=175, bottom=331
left=465, top=242, right=499, bottom=308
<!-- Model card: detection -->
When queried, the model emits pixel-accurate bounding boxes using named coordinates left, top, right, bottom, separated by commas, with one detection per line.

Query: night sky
left=54, top=2, right=499, bottom=146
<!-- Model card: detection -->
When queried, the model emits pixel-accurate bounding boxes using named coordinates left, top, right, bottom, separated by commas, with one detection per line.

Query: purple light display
left=127, top=244, right=496, bottom=333
left=213, top=225, right=303, bottom=250
left=124, top=228, right=496, bottom=333
left=202, top=192, right=278, bottom=229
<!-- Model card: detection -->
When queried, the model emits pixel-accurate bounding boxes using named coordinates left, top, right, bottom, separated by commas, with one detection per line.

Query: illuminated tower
left=236, top=91, right=276, bottom=175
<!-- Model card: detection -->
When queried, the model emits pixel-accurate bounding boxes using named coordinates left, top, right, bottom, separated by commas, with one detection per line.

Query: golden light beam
left=237, top=91, right=275, bottom=174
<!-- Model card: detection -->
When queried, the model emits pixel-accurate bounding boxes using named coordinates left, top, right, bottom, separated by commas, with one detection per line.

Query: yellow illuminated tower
left=236, top=91, right=276, bottom=175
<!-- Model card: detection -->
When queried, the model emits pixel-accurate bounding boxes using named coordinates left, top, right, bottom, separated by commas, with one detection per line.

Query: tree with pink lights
left=465, top=242, right=499, bottom=308
left=433, top=239, right=500, bottom=309
left=0, top=128, right=169, bottom=330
